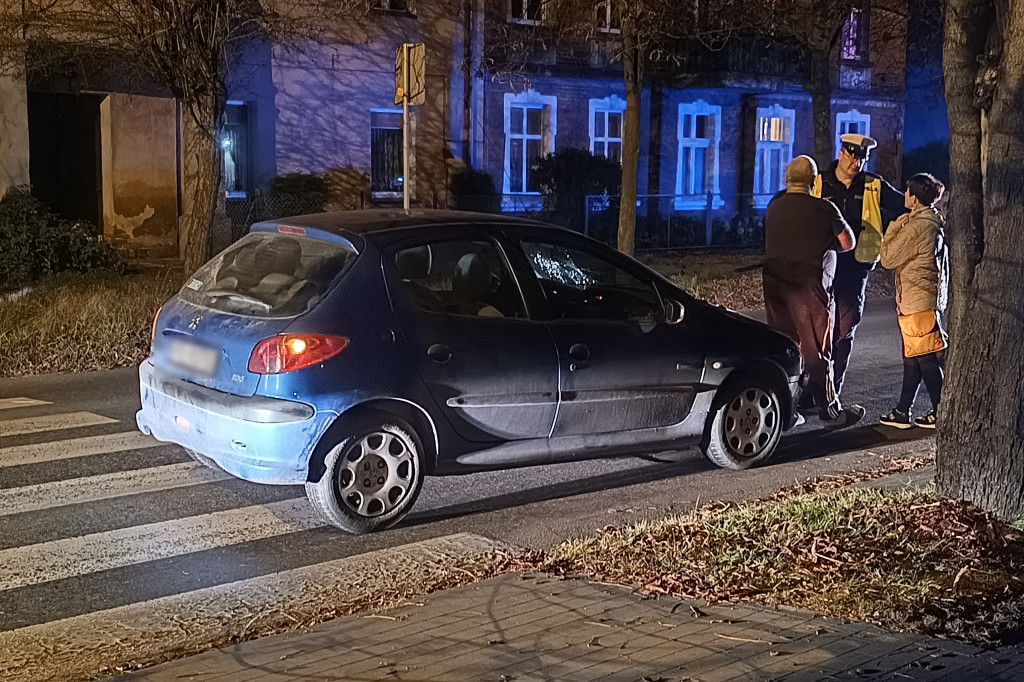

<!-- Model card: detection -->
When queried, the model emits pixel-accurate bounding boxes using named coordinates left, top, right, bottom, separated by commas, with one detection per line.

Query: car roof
left=253, top=209, right=565, bottom=238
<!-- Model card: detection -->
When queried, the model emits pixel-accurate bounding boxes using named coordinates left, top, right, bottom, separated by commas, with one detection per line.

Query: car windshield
left=178, top=232, right=355, bottom=318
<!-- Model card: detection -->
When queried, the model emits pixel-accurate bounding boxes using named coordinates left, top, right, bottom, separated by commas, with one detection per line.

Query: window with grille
left=371, top=110, right=404, bottom=194
left=589, top=96, right=625, bottom=162
left=675, top=100, right=723, bottom=210
left=753, top=104, right=795, bottom=208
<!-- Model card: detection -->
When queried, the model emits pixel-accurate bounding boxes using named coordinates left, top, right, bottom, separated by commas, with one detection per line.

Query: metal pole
left=402, top=43, right=411, bottom=211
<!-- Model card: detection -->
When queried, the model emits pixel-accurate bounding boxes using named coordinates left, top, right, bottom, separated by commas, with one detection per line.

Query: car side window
left=394, top=240, right=525, bottom=319
left=522, top=241, right=661, bottom=323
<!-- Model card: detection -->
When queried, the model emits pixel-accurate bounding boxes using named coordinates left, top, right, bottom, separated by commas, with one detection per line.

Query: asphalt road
left=0, top=299, right=929, bottom=639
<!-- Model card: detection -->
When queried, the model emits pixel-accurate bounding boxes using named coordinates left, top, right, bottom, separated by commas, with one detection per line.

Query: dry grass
left=538, top=481, right=1024, bottom=644
left=0, top=269, right=183, bottom=378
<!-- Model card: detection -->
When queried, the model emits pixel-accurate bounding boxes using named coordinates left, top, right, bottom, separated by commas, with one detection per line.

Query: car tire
left=305, top=416, right=424, bottom=534
left=184, top=448, right=222, bottom=471
left=701, top=377, right=783, bottom=470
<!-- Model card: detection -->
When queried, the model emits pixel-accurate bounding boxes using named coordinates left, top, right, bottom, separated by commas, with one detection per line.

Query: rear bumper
left=136, top=360, right=333, bottom=484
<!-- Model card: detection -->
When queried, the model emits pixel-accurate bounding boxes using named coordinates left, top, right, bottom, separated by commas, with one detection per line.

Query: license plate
left=168, top=339, right=220, bottom=376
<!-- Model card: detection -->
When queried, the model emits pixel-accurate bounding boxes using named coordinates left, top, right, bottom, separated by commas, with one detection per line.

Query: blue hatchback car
left=137, top=210, right=804, bottom=533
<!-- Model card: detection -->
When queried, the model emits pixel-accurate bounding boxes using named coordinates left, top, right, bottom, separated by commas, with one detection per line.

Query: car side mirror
left=663, top=298, right=685, bottom=325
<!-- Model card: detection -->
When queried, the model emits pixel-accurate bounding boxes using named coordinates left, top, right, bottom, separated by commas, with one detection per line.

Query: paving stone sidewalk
left=126, top=570, right=1024, bottom=682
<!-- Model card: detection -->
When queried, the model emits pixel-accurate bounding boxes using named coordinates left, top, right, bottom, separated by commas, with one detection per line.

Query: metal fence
left=584, top=193, right=767, bottom=251
left=225, top=191, right=328, bottom=242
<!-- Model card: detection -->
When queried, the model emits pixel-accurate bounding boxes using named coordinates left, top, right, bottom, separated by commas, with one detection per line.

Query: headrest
left=452, top=253, right=490, bottom=299
left=396, top=246, right=431, bottom=280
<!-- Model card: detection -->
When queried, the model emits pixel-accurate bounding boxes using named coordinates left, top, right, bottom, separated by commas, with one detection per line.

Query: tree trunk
left=617, top=24, right=642, bottom=256
left=809, top=51, right=834, bottom=167
left=936, top=0, right=1024, bottom=518
left=179, top=101, right=222, bottom=272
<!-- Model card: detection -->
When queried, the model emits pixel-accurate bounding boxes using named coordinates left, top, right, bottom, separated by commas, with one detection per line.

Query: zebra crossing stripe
left=0, top=497, right=322, bottom=591
left=0, top=412, right=116, bottom=439
left=0, top=398, right=50, bottom=411
left=0, top=431, right=163, bottom=468
left=0, top=462, right=231, bottom=517
left=0, top=533, right=502, bottom=682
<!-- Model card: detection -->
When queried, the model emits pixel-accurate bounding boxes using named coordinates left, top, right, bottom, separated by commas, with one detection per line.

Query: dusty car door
left=513, top=235, right=705, bottom=437
left=386, top=234, right=558, bottom=443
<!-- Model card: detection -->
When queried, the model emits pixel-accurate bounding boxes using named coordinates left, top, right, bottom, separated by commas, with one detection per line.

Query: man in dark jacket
left=764, top=156, right=864, bottom=428
left=812, top=133, right=904, bottom=400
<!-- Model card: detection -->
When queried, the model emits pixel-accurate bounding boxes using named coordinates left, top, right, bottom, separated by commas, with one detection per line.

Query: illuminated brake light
left=278, top=224, right=306, bottom=236
left=248, top=334, right=348, bottom=374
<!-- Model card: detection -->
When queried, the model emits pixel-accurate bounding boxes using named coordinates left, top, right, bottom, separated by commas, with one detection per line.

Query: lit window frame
left=503, top=90, right=557, bottom=198
left=589, top=95, right=626, bottom=162
left=753, top=104, right=796, bottom=209
left=834, top=109, right=872, bottom=158
left=674, top=100, right=724, bottom=211
left=841, top=5, right=870, bottom=63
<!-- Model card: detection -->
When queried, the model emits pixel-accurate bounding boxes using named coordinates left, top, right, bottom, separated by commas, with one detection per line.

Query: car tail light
left=151, top=305, right=163, bottom=342
left=248, top=334, right=349, bottom=374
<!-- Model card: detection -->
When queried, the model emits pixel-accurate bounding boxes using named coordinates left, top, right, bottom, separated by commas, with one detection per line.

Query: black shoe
left=822, top=404, right=866, bottom=430
left=914, top=411, right=937, bottom=429
left=796, top=392, right=817, bottom=413
left=879, top=408, right=913, bottom=429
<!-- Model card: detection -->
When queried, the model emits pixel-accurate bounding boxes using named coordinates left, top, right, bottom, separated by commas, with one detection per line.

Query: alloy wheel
left=335, top=431, right=417, bottom=518
left=723, top=387, right=780, bottom=459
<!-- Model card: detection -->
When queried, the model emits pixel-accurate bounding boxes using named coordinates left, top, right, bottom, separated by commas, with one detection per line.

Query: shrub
left=265, top=172, right=329, bottom=219
left=0, top=188, right=123, bottom=290
left=534, top=148, right=621, bottom=233
left=450, top=167, right=501, bottom=214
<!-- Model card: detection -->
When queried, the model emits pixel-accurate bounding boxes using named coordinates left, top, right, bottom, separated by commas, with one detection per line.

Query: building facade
left=1, top=0, right=907, bottom=257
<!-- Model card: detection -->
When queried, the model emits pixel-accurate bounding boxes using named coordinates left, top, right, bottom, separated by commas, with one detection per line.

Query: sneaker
left=879, top=408, right=913, bottom=429
left=819, top=401, right=868, bottom=428
left=796, top=392, right=817, bottom=414
left=914, top=411, right=937, bottom=429
left=822, top=404, right=866, bottom=430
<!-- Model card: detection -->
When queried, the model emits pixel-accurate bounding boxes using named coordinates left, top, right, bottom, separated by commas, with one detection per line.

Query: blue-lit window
left=222, top=103, right=249, bottom=199
left=753, top=104, right=795, bottom=208
left=835, top=109, right=872, bottom=157
left=675, top=100, right=724, bottom=211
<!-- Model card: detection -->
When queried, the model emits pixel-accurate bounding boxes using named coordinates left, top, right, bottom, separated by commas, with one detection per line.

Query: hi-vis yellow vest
left=812, top=175, right=884, bottom=264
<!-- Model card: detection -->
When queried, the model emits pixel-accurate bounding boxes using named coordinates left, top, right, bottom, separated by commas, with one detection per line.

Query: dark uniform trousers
left=832, top=262, right=871, bottom=396
left=763, top=269, right=841, bottom=419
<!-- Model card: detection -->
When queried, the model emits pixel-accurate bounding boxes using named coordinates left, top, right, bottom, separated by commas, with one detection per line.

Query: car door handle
left=427, top=344, right=452, bottom=363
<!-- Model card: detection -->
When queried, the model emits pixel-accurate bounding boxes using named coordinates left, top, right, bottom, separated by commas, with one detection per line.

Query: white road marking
left=0, top=534, right=502, bottom=682
left=0, top=412, right=116, bottom=438
left=0, top=398, right=50, bottom=411
left=0, top=462, right=231, bottom=516
left=0, top=431, right=164, bottom=468
left=0, top=498, right=322, bottom=591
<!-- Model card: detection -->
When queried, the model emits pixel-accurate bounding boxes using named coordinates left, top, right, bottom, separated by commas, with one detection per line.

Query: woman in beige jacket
left=878, top=173, right=948, bottom=429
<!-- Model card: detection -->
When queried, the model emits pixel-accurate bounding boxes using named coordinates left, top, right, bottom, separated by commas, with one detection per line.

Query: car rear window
left=178, top=232, right=355, bottom=317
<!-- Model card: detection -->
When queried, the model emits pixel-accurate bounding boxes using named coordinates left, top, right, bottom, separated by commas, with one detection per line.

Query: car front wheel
left=701, top=379, right=783, bottom=470
left=305, top=416, right=424, bottom=534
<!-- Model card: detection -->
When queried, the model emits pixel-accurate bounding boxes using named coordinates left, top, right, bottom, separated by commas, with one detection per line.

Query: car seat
left=396, top=246, right=444, bottom=311
left=451, top=253, right=503, bottom=317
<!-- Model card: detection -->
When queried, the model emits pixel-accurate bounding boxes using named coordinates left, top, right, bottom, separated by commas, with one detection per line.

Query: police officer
left=812, top=133, right=904, bottom=400
left=764, top=156, right=864, bottom=428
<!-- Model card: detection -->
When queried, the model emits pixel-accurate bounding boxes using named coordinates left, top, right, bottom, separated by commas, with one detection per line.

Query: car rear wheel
left=305, top=416, right=424, bottom=534
left=702, top=378, right=783, bottom=470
